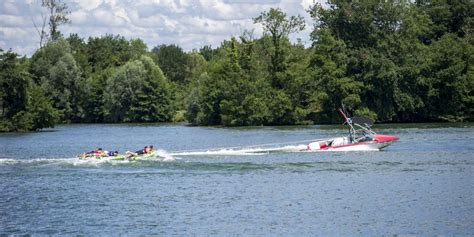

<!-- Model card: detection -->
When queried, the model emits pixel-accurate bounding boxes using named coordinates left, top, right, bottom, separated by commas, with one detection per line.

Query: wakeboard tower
left=306, top=108, right=399, bottom=151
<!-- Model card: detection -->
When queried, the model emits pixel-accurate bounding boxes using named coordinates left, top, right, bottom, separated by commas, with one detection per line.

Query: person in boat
left=90, top=148, right=102, bottom=155
left=139, top=146, right=149, bottom=155
left=107, top=150, right=119, bottom=157
left=88, top=148, right=103, bottom=156
left=80, top=148, right=104, bottom=158
left=125, top=146, right=148, bottom=159
left=144, top=146, right=152, bottom=154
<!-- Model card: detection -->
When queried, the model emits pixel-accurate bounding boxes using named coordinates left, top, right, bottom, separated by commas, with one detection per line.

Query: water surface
left=1, top=123, right=473, bottom=235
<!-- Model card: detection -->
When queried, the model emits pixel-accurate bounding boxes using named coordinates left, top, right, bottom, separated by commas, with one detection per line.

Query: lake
left=0, top=123, right=473, bottom=235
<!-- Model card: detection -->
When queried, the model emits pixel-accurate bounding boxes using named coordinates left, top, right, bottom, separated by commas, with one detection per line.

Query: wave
left=169, top=142, right=381, bottom=156
left=0, top=145, right=306, bottom=166
left=0, top=149, right=176, bottom=167
left=170, top=144, right=308, bottom=156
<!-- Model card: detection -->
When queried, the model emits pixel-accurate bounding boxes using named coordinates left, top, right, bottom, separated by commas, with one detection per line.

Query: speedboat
left=306, top=109, right=398, bottom=151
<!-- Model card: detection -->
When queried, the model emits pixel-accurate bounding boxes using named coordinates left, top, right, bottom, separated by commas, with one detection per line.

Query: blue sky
left=0, top=0, right=321, bottom=56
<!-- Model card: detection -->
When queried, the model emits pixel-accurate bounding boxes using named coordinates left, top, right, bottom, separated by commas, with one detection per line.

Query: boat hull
left=325, top=140, right=395, bottom=151
left=307, top=134, right=398, bottom=151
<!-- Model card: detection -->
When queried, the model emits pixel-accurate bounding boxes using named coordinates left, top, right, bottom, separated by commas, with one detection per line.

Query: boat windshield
left=348, top=116, right=376, bottom=143
left=352, top=116, right=374, bottom=126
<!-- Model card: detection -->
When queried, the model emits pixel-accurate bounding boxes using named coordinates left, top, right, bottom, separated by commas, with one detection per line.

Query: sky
left=0, top=0, right=321, bottom=56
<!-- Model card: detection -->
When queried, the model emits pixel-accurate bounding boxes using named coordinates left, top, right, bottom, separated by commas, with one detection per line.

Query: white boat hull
left=324, top=141, right=394, bottom=151
left=306, top=134, right=398, bottom=152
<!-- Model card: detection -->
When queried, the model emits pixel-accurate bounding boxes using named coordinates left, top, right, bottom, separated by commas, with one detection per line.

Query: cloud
left=75, top=0, right=102, bottom=11
left=0, top=0, right=323, bottom=56
left=0, top=15, right=32, bottom=27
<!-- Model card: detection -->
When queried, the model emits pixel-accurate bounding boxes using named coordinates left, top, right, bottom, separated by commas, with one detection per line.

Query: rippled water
left=1, top=123, right=473, bottom=235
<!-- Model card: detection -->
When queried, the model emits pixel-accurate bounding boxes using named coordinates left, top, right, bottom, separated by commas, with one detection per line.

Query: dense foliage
left=187, top=2, right=473, bottom=125
left=0, top=1, right=472, bottom=131
left=103, top=56, right=174, bottom=122
left=0, top=49, right=59, bottom=131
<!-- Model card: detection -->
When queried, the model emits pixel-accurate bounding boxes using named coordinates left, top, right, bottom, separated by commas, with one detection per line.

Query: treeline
left=1, top=0, right=473, bottom=131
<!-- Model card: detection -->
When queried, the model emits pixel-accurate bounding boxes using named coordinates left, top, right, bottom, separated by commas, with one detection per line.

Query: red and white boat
left=306, top=109, right=399, bottom=151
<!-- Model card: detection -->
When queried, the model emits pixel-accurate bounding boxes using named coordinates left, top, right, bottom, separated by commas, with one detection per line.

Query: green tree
left=87, top=35, right=142, bottom=72
left=417, top=34, right=473, bottom=121
left=47, top=53, right=83, bottom=121
left=280, top=41, right=314, bottom=124
left=0, top=49, right=29, bottom=119
left=67, top=33, right=91, bottom=76
left=151, top=44, right=188, bottom=84
left=129, top=39, right=148, bottom=59
left=308, top=29, right=363, bottom=122
left=177, top=52, right=207, bottom=113
left=390, top=4, right=432, bottom=121
left=30, top=39, right=83, bottom=122
left=417, top=0, right=474, bottom=39
left=185, top=39, right=244, bottom=126
left=199, top=45, right=219, bottom=61
left=308, top=1, right=409, bottom=121
left=1, top=49, right=59, bottom=132
left=78, top=35, right=147, bottom=122
left=186, top=37, right=298, bottom=126
left=42, top=0, right=70, bottom=41
left=185, top=72, right=217, bottom=125
left=307, top=0, right=472, bottom=122
left=104, top=56, right=174, bottom=122
left=79, top=68, right=114, bottom=123
left=254, top=8, right=305, bottom=89
left=8, top=84, right=59, bottom=132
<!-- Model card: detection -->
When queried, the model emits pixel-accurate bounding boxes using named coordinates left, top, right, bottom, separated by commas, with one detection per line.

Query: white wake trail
left=170, top=144, right=309, bottom=156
